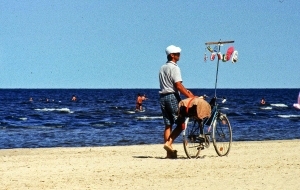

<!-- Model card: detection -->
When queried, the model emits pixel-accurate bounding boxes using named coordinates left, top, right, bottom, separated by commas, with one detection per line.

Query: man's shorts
left=159, top=93, right=182, bottom=126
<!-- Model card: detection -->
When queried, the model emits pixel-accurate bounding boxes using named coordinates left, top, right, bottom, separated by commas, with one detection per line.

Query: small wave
left=19, top=117, right=28, bottom=121
left=35, top=108, right=73, bottom=113
left=124, top=111, right=136, bottom=114
left=270, top=104, right=288, bottom=107
left=136, top=116, right=163, bottom=120
left=3, top=125, right=63, bottom=129
left=92, top=124, right=105, bottom=127
left=220, top=107, right=229, bottom=110
left=33, top=125, right=63, bottom=129
left=277, top=115, right=300, bottom=118
left=91, top=121, right=117, bottom=127
left=260, top=106, right=272, bottom=110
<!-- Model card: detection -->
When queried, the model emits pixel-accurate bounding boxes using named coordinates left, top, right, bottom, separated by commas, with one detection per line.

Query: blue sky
left=0, top=0, right=299, bottom=89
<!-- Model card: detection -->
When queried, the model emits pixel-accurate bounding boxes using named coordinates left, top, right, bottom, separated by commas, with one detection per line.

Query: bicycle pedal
left=205, top=134, right=210, bottom=140
left=197, top=144, right=205, bottom=150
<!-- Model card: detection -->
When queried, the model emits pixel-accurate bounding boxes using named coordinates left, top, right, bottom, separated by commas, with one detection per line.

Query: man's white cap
left=165, top=45, right=181, bottom=55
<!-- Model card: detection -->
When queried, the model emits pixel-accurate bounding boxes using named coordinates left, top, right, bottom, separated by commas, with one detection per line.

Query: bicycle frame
left=203, top=97, right=220, bottom=132
left=204, top=40, right=233, bottom=133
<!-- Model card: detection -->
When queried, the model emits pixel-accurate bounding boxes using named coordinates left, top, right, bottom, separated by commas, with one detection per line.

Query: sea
left=0, top=88, right=299, bottom=149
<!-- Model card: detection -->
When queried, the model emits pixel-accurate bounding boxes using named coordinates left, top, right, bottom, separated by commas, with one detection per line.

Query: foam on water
left=221, top=107, right=229, bottom=110
left=35, top=108, right=73, bottom=113
left=260, top=106, right=272, bottom=110
left=270, top=104, right=288, bottom=107
left=277, top=115, right=300, bottom=118
left=124, top=111, right=136, bottom=114
left=136, top=116, right=163, bottom=120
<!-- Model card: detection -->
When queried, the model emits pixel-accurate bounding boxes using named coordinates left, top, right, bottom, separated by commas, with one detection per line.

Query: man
left=136, top=93, right=147, bottom=111
left=71, top=95, right=77, bottom=101
left=159, top=45, right=196, bottom=158
left=136, top=93, right=142, bottom=111
left=260, top=97, right=266, bottom=105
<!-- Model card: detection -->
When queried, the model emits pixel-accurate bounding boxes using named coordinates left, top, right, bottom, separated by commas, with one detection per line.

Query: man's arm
left=175, top=82, right=195, bottom=98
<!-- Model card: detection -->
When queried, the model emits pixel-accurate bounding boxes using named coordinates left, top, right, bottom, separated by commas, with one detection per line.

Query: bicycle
left=182, top=96, right=232, bottom=158
left=182, top=40, right=234, bottom=159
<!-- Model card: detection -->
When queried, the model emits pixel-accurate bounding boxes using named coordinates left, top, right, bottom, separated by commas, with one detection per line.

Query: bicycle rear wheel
left=212, top=114, right=232, bottom=156
left=182, top=117, right=202, bottom=159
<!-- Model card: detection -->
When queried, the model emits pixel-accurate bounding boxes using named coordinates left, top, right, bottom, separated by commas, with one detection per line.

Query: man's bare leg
left=165, top=124, right=182, bottom=148
left=164, top=125, right=173, bottom=158
left=164, top=125, right=172, bottom=143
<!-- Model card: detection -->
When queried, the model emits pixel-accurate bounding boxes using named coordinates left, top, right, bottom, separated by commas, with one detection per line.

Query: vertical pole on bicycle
left=214, top=40, right=221, bottom=98
left=205, top=39, right=234, bottom=98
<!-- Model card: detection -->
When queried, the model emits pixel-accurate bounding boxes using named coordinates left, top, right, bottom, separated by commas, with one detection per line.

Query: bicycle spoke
left=212, top=115, right=232, bottom=156
left=183, top=117, right=202, bottom=159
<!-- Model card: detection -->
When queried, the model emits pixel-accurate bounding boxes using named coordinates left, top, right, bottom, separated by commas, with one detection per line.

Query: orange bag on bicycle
left=178, top=97, right=211, bottom=119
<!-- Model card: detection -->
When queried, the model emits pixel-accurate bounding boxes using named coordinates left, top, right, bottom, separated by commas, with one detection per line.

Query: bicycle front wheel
left=212, top=114, right=232, bottom=156
left=182, top=117, right=202, bottom=159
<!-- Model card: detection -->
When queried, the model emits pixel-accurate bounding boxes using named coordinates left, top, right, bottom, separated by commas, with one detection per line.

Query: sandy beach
left=1, top=140, right=299, bottom=190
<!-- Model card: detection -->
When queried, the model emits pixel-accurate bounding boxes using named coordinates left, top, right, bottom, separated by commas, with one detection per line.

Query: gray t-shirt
left=159, top=61, right=182, bottom=94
